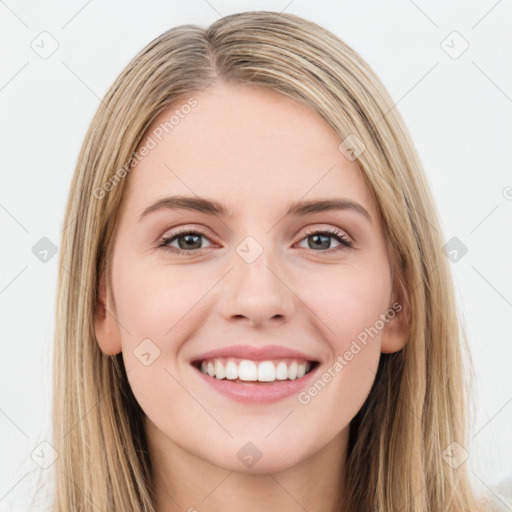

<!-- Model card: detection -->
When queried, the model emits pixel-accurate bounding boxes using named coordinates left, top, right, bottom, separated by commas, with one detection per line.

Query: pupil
left=310, top=234, right=330, bottom=250
left=179, top=234, right=201, bottom=250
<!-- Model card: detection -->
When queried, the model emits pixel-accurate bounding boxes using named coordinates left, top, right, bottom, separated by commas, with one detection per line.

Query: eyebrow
left=138, top=195, right=372, bottom=223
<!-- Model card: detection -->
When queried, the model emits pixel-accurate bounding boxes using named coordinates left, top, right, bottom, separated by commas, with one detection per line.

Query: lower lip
left=192, top=364, right=319, bottom=404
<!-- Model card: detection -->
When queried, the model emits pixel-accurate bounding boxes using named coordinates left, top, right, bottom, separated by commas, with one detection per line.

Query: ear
left=381, top=281, right=409, bottom=354
left=94, top=268, right=122, bottom=356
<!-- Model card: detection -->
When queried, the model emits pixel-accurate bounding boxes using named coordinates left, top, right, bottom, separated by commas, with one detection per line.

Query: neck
left=146, top=419, right=348, bottom=512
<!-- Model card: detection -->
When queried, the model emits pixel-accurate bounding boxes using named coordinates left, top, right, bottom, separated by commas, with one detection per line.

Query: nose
left=219, top=249, right=296, bottom=328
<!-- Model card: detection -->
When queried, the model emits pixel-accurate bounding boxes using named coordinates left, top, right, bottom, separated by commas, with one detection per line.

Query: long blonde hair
left=50, top=11, right=483, bottom=511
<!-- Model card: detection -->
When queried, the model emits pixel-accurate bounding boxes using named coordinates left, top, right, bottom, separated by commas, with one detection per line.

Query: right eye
left=158, top=229, right=214, bottom=255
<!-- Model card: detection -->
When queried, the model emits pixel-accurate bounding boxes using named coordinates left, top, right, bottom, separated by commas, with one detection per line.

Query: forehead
left=122, top=81, right=376, bottom=219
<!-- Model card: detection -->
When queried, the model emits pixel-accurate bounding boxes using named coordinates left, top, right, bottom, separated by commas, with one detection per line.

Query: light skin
left=94, top=81, right=408, bottom=512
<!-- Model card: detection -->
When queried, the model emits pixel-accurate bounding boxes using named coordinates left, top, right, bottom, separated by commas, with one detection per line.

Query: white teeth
left=225, top=361, right=239, bottom=380
left=197, top=357, right=313, bottom=382
left=215, top=360, right=226, bottom=379
left=257, top=361, right=275, bottom=382
left=275, top=361, right=288, bottom=380
left=288, top=361, right=298, bottom=380
left=239, top=360, right=258, bottom=381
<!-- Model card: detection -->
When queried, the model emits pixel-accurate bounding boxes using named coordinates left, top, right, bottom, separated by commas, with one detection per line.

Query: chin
left=207, top=437, right=316, bottom=475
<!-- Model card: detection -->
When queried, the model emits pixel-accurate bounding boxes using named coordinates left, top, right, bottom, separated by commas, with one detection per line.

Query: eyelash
left=157, top=227, right=353, bottom=256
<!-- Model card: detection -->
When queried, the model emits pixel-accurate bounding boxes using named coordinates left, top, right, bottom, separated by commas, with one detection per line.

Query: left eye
left=158, top=228, right=353, bottom=255
left=296, top=228, right=353, bottom=251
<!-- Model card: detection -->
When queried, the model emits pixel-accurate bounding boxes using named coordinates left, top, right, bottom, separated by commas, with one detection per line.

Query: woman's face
left=95, top=81, right=406, bottom=474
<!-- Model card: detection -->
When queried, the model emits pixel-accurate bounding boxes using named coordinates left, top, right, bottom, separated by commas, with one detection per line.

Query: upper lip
left=190, top=344, right=320, bottom=363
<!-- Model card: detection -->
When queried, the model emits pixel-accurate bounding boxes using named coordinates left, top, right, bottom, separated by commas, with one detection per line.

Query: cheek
left=113, top=257, right=217, bottom=413
left=299, top=343, right=380, bottom=444
left=114, top=258, right=210, bottom=343
left=300, top=263, right=392, bottom=350
left=294, top=265, right=390, bottom=418
left=113, top=260, right=205, bottom=419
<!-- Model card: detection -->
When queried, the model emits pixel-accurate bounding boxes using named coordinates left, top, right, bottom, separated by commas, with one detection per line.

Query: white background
left=1, top=0, right=511, bottom=510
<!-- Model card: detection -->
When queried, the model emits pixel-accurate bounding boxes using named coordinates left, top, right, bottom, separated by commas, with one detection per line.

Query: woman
left=51, top=10, right=489, bottom=511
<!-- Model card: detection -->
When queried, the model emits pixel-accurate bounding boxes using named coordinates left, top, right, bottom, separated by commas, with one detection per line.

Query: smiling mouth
left=191, top=357, right=320, bottom=384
